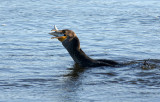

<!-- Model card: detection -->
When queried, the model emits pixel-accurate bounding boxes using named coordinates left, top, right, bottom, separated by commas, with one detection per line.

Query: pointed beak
left=49, top=31, right=63, bottom=37
left=49, top=25, right=67, bottom=42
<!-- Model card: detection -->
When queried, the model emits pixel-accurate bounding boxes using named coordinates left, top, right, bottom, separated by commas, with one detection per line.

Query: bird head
left=49, top=25, right=76, bottom=42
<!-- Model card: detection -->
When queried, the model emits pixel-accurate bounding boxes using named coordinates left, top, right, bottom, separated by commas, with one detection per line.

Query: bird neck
left=62, top=37, right=95, bottom=67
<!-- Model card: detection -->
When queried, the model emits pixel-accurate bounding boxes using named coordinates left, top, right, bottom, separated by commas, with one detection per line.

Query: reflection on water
left=65, top=64, right=86, bottom=78
left=0, top=0, right=160, bottom=102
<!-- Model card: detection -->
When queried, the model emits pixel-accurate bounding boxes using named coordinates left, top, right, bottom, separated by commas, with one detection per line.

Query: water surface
left=0, top=0, right=160, bottom=102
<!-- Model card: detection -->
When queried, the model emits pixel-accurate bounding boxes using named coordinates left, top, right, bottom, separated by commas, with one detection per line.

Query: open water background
left=0, top=0, right=160, bottom=102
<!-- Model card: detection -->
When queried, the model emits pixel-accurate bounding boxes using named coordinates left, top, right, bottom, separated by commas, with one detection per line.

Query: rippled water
left=0, top=0, right=160, bottom=102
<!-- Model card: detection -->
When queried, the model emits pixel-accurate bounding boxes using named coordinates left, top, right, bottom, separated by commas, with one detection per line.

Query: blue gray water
left=0, top=0, right=160, bottom=102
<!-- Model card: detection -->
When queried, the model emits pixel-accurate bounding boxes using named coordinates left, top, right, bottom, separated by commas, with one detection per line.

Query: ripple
left=93, top=72, right=118, bottom=76
left=135, top=71, right=157, bottom=77
left=19, top=78, right=58, bottom=83
left=1, top=0, right=160, bottom=102
left=0, top=81, right=32, bottom=88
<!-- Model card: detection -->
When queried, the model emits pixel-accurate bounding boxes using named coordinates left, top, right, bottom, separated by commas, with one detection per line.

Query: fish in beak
left=49, top=25, right=67, bottom=42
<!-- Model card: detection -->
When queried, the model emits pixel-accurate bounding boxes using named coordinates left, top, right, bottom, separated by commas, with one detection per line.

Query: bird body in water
left=49, top=25, right=119, bottom=68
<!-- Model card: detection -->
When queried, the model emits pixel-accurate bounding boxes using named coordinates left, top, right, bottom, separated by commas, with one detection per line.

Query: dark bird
left=49, top=25, right=120, bottom=68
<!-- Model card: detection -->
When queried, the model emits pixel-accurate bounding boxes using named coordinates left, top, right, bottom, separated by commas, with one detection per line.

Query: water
left=0, top=0, right=160, bottom=102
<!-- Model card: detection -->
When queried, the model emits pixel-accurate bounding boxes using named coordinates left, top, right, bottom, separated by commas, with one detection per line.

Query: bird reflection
left=64, top=63, right=86, bottom=78
left=60, top=63, right=85, bottom=102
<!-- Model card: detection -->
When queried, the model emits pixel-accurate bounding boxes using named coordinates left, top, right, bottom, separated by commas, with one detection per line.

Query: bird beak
left=49, top=25, right=67, bottom=42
